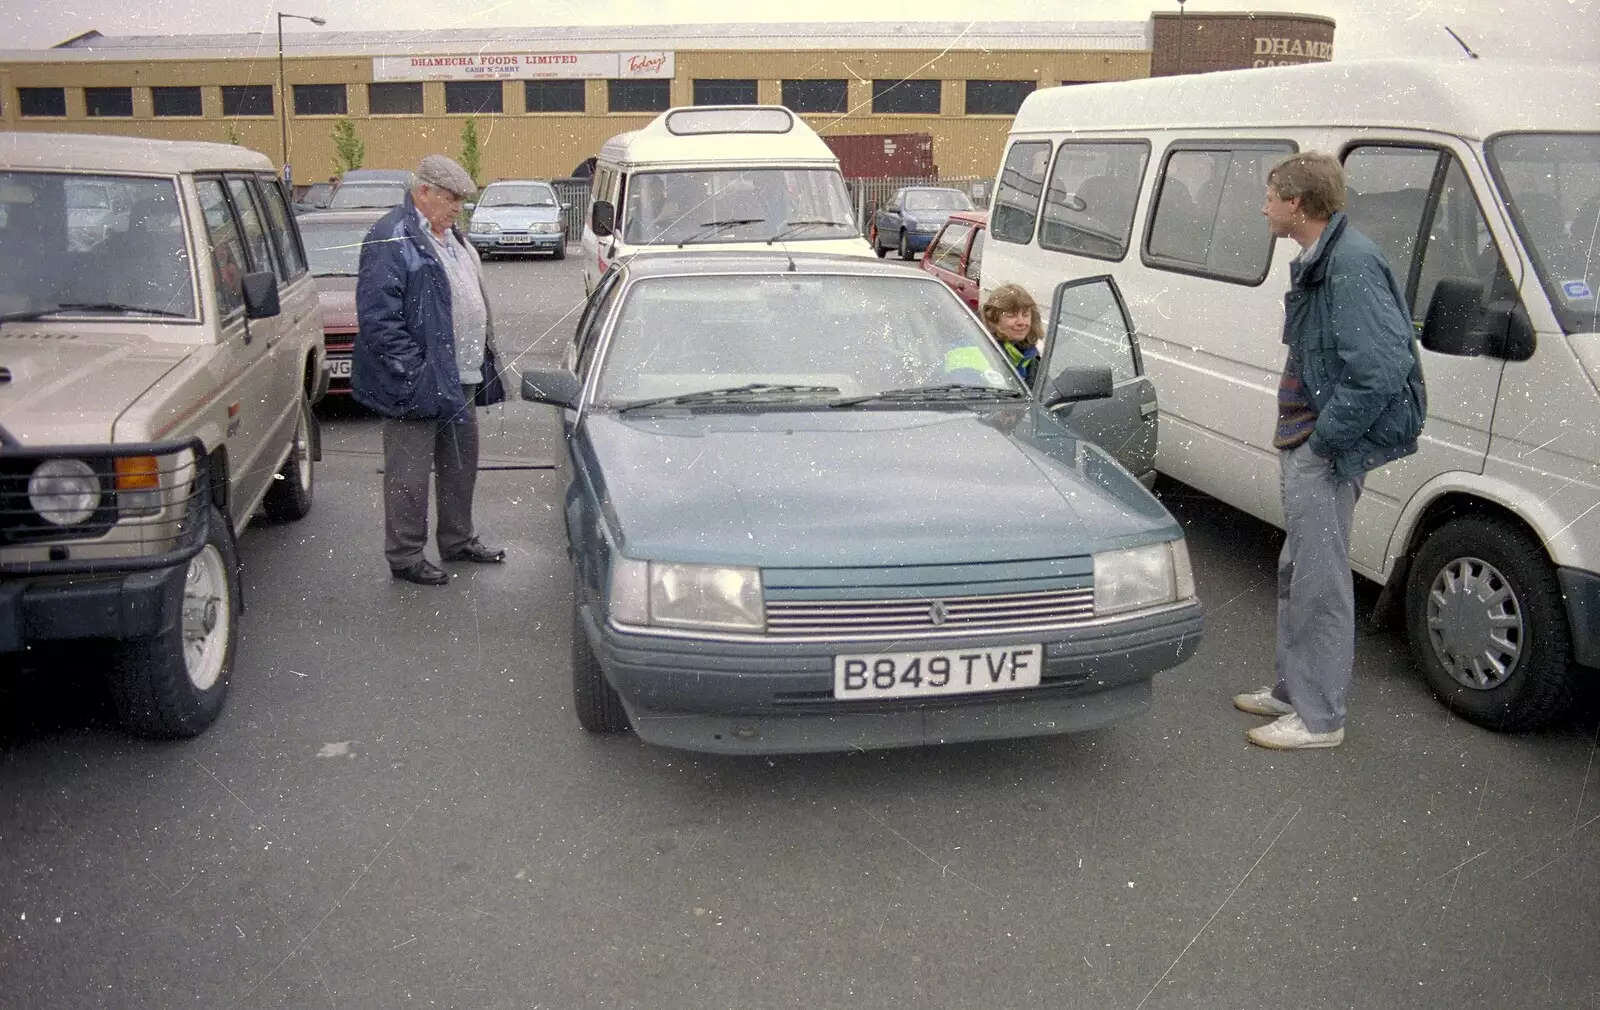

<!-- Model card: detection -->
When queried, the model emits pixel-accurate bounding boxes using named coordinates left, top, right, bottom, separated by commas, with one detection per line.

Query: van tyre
left=572, top=596, right=629, bottom=734
left=1405, top=516, right=1573, bottom=731
left=263, top=395, right=315, bottom=521
left=109, top=505, right=239, bottom=739
left=898, top=231, right=912, bottom=260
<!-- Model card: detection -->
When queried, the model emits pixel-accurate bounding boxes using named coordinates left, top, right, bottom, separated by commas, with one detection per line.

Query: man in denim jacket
left=1233, top=152, right=1427, bottom=749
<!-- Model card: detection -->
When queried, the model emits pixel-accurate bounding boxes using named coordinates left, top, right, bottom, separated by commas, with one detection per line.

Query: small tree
left=221, top=121, right=241, bottom=146
left=459, top=118, right=483, bottom=188
left=330, top=118, right=365, bottom=174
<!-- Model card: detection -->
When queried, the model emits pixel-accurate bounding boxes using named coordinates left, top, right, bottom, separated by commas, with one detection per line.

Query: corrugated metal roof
left=6, top=21, right=1152, bottom=61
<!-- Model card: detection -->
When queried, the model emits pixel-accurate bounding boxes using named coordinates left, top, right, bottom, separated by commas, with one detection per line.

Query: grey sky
left=2, top=0, right=1597, bottom=62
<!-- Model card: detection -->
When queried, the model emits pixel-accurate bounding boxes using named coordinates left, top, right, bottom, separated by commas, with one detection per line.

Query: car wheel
left=551, top=244, right=567, bottom=261
left=572, top=586, right=629, bottom=734
left=1405, top=516, right=1573, bottom=730
left=898, top=231, right=912, bottom=260
left=871, top=224, right=887, bottom=258
left=109, top=504, right=239, bottom=739
left=262, top=394, right=315, bottom=522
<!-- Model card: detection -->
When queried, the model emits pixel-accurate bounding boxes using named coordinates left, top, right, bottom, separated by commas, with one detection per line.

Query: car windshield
left=298, top=219, right=371, bottom=276
left=1487, top=132, right=1600, bottom=334
left=0, top=171, right=196, bottom=320
left=592, top=273, right=1025, bottom=407
left=479, top=184, right=557, bottom=208
left=329, top=182, right=407, bottom=209
left=904, top=189, right=974, bottom=212
left=622, top=168, right=857, bottom=245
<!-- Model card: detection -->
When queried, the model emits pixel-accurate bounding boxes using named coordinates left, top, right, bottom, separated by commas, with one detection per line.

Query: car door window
left=963, top=228, right=985, bottom=280
left=194, top=178, right=247, bottom=316
left=225, top=176, right=274, bottom=277
left=1414, top=157, right=1511, bottom=330
left=926, top=223, right=970, bottom=273
left=1043, top=277, right=1138, bottom=388
left=256, top=175, right=308, bottom=278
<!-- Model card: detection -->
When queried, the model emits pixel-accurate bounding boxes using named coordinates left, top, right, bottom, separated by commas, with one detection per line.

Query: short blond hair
left=1267, top=152, right=1346, bottom=221
left=981, top=283, right=1042, bottom=345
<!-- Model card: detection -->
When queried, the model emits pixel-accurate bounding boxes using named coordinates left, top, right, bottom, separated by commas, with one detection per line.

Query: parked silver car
left=467, top=179, right=567, bottom=259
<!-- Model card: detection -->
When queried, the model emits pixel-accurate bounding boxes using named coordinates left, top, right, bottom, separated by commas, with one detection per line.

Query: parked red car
left=919, top=210, right=986, bottom=311
left=295, top=208, right=387, bottom=394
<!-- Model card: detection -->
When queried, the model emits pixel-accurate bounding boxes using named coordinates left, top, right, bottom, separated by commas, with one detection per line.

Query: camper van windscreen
left=665, top=108, right=794, bottom=136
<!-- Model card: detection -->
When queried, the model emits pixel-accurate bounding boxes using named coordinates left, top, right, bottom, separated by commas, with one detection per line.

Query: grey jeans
left=1272, top=441, right=1363, bottom=733
left=382, top=388, right=479, bottom=569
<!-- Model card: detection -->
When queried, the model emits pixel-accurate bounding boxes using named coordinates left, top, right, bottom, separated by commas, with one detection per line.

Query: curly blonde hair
left=981, top=283, right=1042, bottom=346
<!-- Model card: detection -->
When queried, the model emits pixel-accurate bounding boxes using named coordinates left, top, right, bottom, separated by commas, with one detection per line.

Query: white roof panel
left=1, top=131, right=274, bottom=174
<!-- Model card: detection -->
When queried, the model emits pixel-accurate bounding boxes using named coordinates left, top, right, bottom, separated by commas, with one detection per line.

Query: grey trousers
left=1272, top=441, right=1363, bottom=733
left=382, top=389, right=479, bottom=569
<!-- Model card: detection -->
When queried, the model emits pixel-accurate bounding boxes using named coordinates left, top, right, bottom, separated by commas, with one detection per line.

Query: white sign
left=372, top=51, right=674, bottom=82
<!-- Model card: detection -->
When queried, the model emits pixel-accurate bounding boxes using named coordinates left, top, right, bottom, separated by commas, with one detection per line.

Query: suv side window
left=1144, top=142, right=1293, bottom=284
left=255, top=175, right=308, bottom=279
left=225, top=176, right=274, bottom=277
left=991, top=141, right=1051, bottom=245
left=194, top=178, right=247, bottom=316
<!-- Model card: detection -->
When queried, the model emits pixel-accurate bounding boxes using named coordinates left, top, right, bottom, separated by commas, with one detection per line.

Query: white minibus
left=581, top=105, right=872, bottom=293
left=981, top=59, right=1599, bottom=730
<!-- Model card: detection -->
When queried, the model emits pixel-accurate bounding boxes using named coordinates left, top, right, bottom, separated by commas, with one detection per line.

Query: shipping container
left=821, top=132, right=936, bottom=179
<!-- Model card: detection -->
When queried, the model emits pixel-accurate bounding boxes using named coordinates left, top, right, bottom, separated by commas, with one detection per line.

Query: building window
left=84, top=86, right=133, bottom=117
left=525, top=80, right=585, bottom=113
left=782, top=79, right=847, bottom=113
left=152, top=86, right=203, bottom=117
left=293, top=84, right=347, bottom=116
left=608, top=79, right=670, bottom=113
left=444, top=81, right=503, bottom=115
left=221, top=85, right=273, bottom=117
left=872, top=79, right=941, bottom=115
left=368, top=82, right=422, bottom=116
left=965, top=80, right=1034, bottom=116
left=1060, top=80, right=1092, bottom=87
left=693, top=79, right=757, bottom=106
left=18, top=87, right=66, bottom=117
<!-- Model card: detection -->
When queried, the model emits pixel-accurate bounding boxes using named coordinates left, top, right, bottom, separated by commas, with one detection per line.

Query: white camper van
left=980, top=59, right=1600, bottom=730
left=581, top=105, right=872, bottom=293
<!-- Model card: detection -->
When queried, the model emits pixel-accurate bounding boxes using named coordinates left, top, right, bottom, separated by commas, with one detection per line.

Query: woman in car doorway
left=982, top=283, right=1043, bottom=384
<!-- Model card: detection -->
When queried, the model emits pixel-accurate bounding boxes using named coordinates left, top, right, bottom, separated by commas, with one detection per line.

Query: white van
left=980, top=59, right=1600, bottom=730
left=581, top=105, right=872, bottom=293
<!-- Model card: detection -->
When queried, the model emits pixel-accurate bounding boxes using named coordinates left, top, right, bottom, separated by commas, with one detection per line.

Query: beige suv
left=0, top=132, right=327, bottom=738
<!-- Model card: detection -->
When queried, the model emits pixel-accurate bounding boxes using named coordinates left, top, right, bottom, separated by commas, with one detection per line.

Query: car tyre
left=572, top=589, right=629, bottom=734
left=871, top=224, right=887, bottom=258
left=109, top=504, right=239, bottom=739
left=1405, top=515, right=1573, bottom=731
left=898, top=231, right=913, bottom=260
left=551, top=244, right=567, bottom=261
left=262, top=395, right=315, bottom=522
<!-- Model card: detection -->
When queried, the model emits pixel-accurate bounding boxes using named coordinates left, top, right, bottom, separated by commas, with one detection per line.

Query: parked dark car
left=293, top=179, right=336, bottom=215
left=920, top=210, right=986, bottom=311
left=870, top=186, right=975, bottom=259
left=467, top=179, right=567, bottom=259
left=295, top=208, right=387, bottom=393
left=519, top=252, right=1203, bottom=755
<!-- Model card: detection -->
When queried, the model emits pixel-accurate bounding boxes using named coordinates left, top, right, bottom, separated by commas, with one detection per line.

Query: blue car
left=467, top=179, right=568, bottom=259
left=871, top=186, right=975, bottom=260
left=521, top=252, right=1203, bottom=755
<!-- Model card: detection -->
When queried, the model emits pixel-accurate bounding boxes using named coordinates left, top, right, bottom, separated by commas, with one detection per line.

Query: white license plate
left=500, top=235, right=535, bottom=245
left=328, top=356, right=352, bottom=378
left=833, top=644, right=1042, bottom=700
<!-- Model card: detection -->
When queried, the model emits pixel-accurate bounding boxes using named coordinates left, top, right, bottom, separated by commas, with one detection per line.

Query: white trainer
left=1232, top=686, right=1295, bottom=717
left=1246, top=712, right=1344, bottom=750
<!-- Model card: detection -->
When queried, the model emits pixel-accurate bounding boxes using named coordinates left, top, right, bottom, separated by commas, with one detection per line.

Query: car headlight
left=536, top=222, right=563, bottom=234
left=28, top=458, right=101, bottom=526
left=471, top=219, right=500, bottom=234
left=607, top=558, right=765, bottom=632
left=1093, top=539, right=1196, bottom=616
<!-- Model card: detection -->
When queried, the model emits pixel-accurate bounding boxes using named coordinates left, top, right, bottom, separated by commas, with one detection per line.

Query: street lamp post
left=277, top=11, right=326, bottom=188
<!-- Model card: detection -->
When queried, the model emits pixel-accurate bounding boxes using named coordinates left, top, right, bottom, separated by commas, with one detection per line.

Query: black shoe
left=391, top=559, right=450, bottom=586
left=441, top=539, right=506, bottom=564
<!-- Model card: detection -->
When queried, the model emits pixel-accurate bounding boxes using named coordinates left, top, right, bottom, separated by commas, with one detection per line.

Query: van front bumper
left=0, top=563, right=186, bottom=653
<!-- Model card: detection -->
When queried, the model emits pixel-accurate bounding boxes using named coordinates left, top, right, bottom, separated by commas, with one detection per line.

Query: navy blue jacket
left=1287, top=212, right=1427, bottom=482
left=352, top=195, right=505, bottom=419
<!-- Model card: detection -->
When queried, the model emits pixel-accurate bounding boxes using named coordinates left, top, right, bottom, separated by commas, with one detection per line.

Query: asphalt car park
left=1, top=249, right=1596, bottom=1008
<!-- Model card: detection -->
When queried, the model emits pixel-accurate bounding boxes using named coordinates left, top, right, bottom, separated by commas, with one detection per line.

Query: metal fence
left=551, top=177, right=591, bottom=243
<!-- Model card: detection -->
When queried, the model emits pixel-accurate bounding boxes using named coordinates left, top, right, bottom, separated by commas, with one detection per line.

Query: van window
left=1414, top=157, right=1509, bottom=331
left=619, top=168, right=855, bottom=245
left=992, top=141, right=1051, bottom=245
left=1343, top=145, right=1438, bottom=296
left=1487, top=132, right=1600, bottom=335
left=1145, top=143, right=1290, bottom=284
left=1038, top=141, right=1149, bottom=261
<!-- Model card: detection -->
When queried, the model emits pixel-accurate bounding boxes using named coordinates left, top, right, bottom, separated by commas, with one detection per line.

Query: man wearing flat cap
left=352, top=154, right=507, bottom=586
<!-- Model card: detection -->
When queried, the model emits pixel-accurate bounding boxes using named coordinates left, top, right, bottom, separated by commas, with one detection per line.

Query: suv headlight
left=471, top=219, right=500, bottom=234
left=608, top=558, right=765, bottom=632
left=1093, top=539, right=1196, bottom=616
left=28, top=458, right=101, bottom=526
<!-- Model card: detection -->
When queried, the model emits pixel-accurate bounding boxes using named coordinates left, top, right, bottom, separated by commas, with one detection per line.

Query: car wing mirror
left=521, top=367, right=582, bottom=409
left=1043, top=365, right=1114, bottom=407
left=242, top=270, right=281, bottom=319
left=591, top=200, right=615, bottom=238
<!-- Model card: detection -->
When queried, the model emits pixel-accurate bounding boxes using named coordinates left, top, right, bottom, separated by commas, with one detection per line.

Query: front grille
left=764, top=586, right=1096, bottom=638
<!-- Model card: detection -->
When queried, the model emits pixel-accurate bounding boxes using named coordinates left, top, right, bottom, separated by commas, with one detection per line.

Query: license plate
left=328, top=356, right=352, bottom=378
left=500, top=235, right=535, bottom=245
left=833, top=644, right=1042, bottom=700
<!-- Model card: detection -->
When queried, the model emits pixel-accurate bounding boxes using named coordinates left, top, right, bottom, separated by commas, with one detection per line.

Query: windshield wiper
left=677, top=218, right=765, bottom=247
left=767, top=219, right=852, bottom=244
left=832, top=384, right=1029, bottom=407
left=618, top=383, right=841, bottom=411
left=0, top=303, right=188, bottom=322
left=313, top=271, right=360, bottom=278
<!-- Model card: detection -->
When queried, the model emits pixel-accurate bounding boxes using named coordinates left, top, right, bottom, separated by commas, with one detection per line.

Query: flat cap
left=415, top=154, right=477, bottom=197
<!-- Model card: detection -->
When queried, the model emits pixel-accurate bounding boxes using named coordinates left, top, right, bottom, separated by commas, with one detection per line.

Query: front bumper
left=0, top=562, right=186, bottom=653
left=470, top=233, right=565, bottom=253
left=906, top=231, right=937, bottom=252
left=584, top=601, right=1204, bottom=754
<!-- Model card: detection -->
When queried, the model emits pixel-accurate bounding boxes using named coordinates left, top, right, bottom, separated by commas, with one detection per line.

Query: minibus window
left=1343, top=145, right=1441, bottom=303
left=992, top=141, right=1051, bottom=245
left=1414, top=157, right=1508, bottom=334
left=1145, top=143, right=1289, bottom=284
left=1038, top=141, right=1149, bottom=261
left=1487, top=132, right=1600, bottom=335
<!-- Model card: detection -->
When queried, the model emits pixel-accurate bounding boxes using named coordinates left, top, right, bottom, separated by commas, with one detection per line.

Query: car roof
left=1, top=130, right=273, bottom=174
left=901, top=186, right=967, bottom=194
left=617, top=250, right=939, bottom=281
left=484, top=178, right=554, bottom=186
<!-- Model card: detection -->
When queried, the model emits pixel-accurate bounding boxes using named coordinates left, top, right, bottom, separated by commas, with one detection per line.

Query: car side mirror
left=521, top=367, right=582, bottom=409
left=463, top=201, right=476, bottom=214
left=1043, top=365, right=1114, bottom=407
left=242, top=270, right=280, bottom=319
left=591, top=200, right=615, bottom=238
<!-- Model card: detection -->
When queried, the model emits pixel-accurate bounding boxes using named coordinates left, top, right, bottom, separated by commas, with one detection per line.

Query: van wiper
left=677, top=218, right=765, bottom=247
left=832, top=384, right=1028, bottom=407
left=767, top=219, right=852, bottom=244
left=618, top=382, right=841, bottom=411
